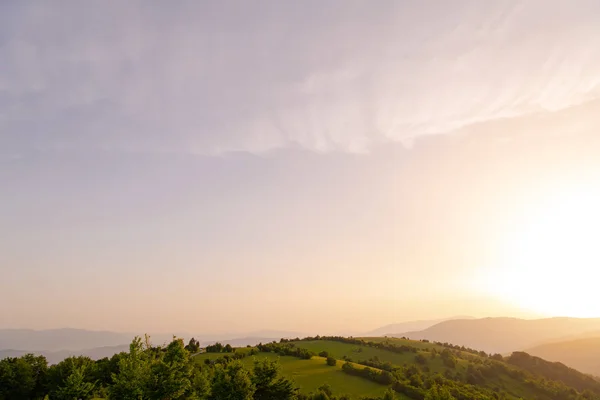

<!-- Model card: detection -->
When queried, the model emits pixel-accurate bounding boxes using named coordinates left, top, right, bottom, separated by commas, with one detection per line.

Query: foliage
left=425, top=384, right=456, bottom=400
left=257, top=342, right=314, bottom=360
left=210, top=360, right=255, bottom=400
left=0, top=354, right=48, bottom=400
left=252, top=358, right=298, bottom=400
left=186, top=338, right=201, bottom=353
left=205, top=342, right=234, bottom=353
left=53, top=364, right=96, bottom=400
left=109, top=336, right=151, bottom=399
left=5, top=333, right=600, bottom=400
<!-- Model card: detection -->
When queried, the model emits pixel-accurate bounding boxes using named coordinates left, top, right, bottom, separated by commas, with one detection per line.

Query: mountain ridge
left=392, top=316, right=600, bottom=354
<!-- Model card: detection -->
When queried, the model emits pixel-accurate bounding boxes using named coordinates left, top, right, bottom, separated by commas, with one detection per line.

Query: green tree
left=186, top=338, right=201, bottom=353
left=54, top=365, right=96, bottom=400
left=326, top=357, right=337, bottom=367
left=0, top=354, right=48, bottom=400
left=382, top=388, right=397, bottom=400
left=109, top=337, right=151, bottom=400
left=146, top=338, right=194, bottom=400
left=252, top=358, right=297, bottom=400
left=189, top=367, right=211, bottom=399
left=425, top=384, right=456, bottom=400
left=317, top=384, right=333, bottom=397
left=206, top=342, right=224, bottom=353
left=210, top=361, right=255, bottom=400
left=47, top=356, right=96, bottom=398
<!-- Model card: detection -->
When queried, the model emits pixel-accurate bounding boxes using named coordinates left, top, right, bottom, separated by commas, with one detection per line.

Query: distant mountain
left=395, top=317, right=600, bottom=354
left=525, top=336, right=600, bottom=376
left=0, top=328, right=302, bottom=364
left=367, top=316, right=474, bottom=337
left=0, top=329, right=133, bottom=352
left=201, top=330, right=307, bottom=341
left=201, top=337, right=285, bottom=348
left=0, top=344, right=130, bottom=365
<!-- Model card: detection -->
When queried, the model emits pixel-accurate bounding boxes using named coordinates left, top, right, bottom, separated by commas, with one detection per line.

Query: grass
left=194, top=352, right=396, bottom=399
left=193, top=337, right=593, bottom=400
left=359, top=337, right=446, bottom=350
left=288, top=340, right=548, bottom=400
left=290, top=340, right=456, bottom=374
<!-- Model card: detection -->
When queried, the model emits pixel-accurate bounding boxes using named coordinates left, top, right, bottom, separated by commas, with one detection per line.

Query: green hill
left=192, top=335, right=600, bottom=400
left=194, top=351, right=395, bottom=399
left=279, top=336, right=600, bottom=399
left=5, top=334, right=600, bottom=400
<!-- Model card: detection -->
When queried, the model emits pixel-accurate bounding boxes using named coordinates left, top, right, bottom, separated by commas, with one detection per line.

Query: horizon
left=2, top=0, right=600, bottom=335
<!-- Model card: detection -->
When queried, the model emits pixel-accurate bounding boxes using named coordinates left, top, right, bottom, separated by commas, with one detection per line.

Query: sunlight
left=482, top=182, right=600, bottom=317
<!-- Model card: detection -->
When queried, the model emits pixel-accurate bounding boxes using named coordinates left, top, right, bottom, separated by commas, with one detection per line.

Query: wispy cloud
left=1, top=0, right=600, bottom=155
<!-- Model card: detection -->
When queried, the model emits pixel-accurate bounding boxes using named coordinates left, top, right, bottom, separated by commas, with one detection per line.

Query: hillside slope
left=396, top=317, right=600, bottom=354
left=525, top=336, right=600, bottom=376
left=280, top=336, right=600, bottom=399
left=194, top=350, right=392, bottom=399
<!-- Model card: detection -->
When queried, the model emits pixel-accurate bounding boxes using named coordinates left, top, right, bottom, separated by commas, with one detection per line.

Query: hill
left=525, top=336, right=600, bottom=377
left=395, top=317, right=600, bottom=354
left=5, top=333, right=600, bottom=399
left=195, top=351, right=391, bottom=399
left=0, top=329, right=132, bottom=352
left=277, top=336, right=600, bottom=399
left=0, top=344, right=130, bottom=365
left=367, top=316, right=474, bottom=337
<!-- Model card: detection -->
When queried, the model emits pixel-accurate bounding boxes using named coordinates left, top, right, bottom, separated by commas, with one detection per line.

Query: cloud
left=1, top=0, right=600, bottom=155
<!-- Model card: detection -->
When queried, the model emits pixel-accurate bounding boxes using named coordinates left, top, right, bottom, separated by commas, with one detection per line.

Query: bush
left=415, top=354, right=428, bottom=365
left=326, top=357, right=337, bottom=366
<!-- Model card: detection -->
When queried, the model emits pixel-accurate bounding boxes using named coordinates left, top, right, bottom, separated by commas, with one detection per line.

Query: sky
left=2, top=0, right=600, bottom=335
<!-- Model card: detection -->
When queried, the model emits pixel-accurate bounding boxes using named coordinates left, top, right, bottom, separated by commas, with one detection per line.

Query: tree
left=382, top=388, right=397, bottom=400
left=0, top=354, right=48, bottom=400
left=190, top=367, right=211, bottom=399
left=206, top=342, right=224, bottom=353
left=186, top=338, right=201, bottom=353
left=146, top=338, right=194, bottom=400
left=252, top=358, right=298, bottom=400
left=109, top=337, right=151, bottom=400
left=318, top=351, right=329, bottom=358
left=415, top=354, right=428, bottom=365
left=224, top=344, right=234, bottom=353
left=54, top=365, right=96, bottom=400
left=47, top=356, right=96, bottom=398
left=210, top=361, right=255, bottom=400
left=425, top=384, right=456, bottom=400
left=326, top=357, right=337, bottom=367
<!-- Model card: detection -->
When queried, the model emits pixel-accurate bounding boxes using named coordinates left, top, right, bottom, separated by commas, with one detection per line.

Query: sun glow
left=481, top=181, right=600, bottom=317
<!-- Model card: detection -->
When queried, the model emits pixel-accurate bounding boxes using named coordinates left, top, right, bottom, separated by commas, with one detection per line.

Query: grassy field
left=191, top=337, right=600, bottom=400
left=288, top=340, right=554, bottom=400
left=359, top=337, right=446, bottom=350
left=289, top=340, right=458, bottom=374
left=194, top=352, right=399, bottom=399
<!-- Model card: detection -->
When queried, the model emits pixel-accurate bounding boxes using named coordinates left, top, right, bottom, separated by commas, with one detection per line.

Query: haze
left=2, top=0, right=600, bottom=336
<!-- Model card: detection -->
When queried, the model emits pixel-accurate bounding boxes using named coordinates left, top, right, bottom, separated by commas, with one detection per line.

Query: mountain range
left=366, top=316, right=474, bottom=337
left=392, top=317, right=600, bottom=354
left=7, top=317, right=600, bottom=371
left=0, top=328, right=306, bottom=364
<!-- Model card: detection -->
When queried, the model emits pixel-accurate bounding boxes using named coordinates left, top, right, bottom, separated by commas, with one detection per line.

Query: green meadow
left=194, top=351, right=393, bottom=399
